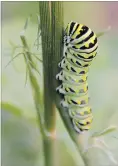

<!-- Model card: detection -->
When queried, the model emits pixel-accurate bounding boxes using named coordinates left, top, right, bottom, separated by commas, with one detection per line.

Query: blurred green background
left=1, top=2, right=118, bottom=166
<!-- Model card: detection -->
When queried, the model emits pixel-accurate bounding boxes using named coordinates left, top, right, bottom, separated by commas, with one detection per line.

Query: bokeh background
left=1, top=2, right=118, bottom=166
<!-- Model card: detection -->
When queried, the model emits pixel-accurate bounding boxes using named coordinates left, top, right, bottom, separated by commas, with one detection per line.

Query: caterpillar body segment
left=56, top=82, right=88, bottom=96
left=68, top=106, right=92, bottom=119
left=58, top=57, right=89, bottom=76
left=62, top=94, right=89, bottom=107
left=68, top=47, right=97, bottom=61
left=56, top=70, right=88, bottom=85
left=65, top=50, right=92, bottom=68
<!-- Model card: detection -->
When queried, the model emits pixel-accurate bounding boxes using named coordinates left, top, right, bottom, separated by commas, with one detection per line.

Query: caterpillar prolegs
left=56, top=21, right=98, bottom=133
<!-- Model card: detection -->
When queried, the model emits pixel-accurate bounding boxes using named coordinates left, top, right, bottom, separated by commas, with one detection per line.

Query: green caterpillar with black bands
left=56, top=21, right=98, bottom=133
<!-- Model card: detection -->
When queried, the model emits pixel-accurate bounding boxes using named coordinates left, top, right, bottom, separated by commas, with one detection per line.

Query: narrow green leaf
left=32, top=53, right=43, bottom=62
left=9, top=40, right=23, bottom=49
left=20, top=16, right=31, bottom=37
left=27, top=57, right=41, bottom=75
left=37, top=14, right=41, bottom=36
left=23, top=15, right=32, bottom=30
left=92, top=125, right=117, bottom=137
left=5, top=52, right=24, bottom=68
left=33, top=14, right=41, bottom=50
left=9, top=40, right=17, bottom=48
left=94, top=139, right=118, bottom=165
left=1, top=102, right=22, bottom=117
left=24, top=63, right=28, bottom=87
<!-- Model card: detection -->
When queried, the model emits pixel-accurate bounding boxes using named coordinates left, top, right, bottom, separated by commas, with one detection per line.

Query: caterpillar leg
left=56, top=71, right=63, bottom=81
left=56, top=85, right=65, bottom=94
left=60, top=99, right=68, bottom=108
left=72, top=119, right=83, bottom=133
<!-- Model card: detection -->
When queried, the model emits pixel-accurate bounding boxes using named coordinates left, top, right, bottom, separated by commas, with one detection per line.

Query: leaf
left=23, top=15, right=32, bottom=30
left=20, top=15, right=32, bottom=37
left=92, top=125, right=117, bottom=137
left=95, top=139, right=118, bottom=165
left=1, top=102, right=39, bottom=126
left=1, top=102, right=22, bottom=117
left=31, top=53, right=43, bottom=63
left=96, top=26, right=111, bottom=38
left=5, top=52, right=24, bottom=68
left=24, top=63, right=28, bottom=87
left=27, top=57, right=41, bottom=75
left=33, top=14, right=41, bottom=50
left=9, top=40, right=17, bottom=48
left=9, top=40, right=23, bottom=49
left=37, top=14, right=41, bottom=34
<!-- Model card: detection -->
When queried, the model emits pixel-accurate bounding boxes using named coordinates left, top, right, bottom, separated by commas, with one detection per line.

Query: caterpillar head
left=64, top=21, right=98, bottom=61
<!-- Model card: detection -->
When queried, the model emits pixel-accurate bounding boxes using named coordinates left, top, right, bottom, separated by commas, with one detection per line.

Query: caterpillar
left=56, top=21, right=98, bottom=133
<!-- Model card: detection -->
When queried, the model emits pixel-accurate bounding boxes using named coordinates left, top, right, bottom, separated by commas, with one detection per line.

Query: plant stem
left=39, top=2, right=56, bottom=132
left=39, top=2, right=57, bottom=166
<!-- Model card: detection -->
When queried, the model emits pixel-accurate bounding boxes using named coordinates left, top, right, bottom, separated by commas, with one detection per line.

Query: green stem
left=39, top=2, right=57, bottom=166
left=39, top=2, right=56, bottom=132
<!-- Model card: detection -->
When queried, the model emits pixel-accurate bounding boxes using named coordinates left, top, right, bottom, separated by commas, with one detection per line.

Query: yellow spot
left=72, top=111, right=75, bottom=116
left=90, top=35, right=96, bottom=44
left=93, top=51, right=96, bottom=56
left=87, top=110, right=90, bottom=114
left=91, top=39, right=94, bottom=44
left=80, top=127, right=83, bottom=131
left=88, top=119, right=92, bottom=123
left=66, top=87, right=69, bottom=91
left=88, top=108, right=91, bottom=113
left=84, top=87, right=87, bottom=92
left=80, top=112, right=84, bottom=116
left=83, top=121, right=87, bottom=125
left=68, top=100, right=72, bottom=104
left=77, top=100, right=80, bottom=104
left=84, top=54, right=88, bottom=58
left=72, top=24, right=83, bottom=39
left=85, top=43, right=89, bottom=48
left=83, top=76, right=86, bottom=81
left=76, top=121, right=78, bottom=125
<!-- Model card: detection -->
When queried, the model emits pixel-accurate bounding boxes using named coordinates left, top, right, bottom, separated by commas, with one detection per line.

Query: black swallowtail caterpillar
left=56, top=21, right=98, bottom=133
